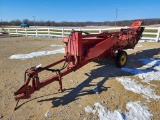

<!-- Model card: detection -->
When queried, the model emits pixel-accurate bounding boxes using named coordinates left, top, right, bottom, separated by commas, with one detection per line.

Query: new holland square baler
left=14, top=20, right=144, bottom=109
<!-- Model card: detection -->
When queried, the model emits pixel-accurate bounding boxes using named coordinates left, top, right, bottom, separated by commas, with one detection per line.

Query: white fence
left=2, top=26, right=160, bottom=42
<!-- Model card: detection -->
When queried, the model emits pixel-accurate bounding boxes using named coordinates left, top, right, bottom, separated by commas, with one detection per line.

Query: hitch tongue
left=14, top=85, right=31, bottom=100
left=14, top=85, right=31, bottom=110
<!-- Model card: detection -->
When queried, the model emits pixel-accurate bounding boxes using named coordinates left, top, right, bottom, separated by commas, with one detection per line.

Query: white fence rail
left=2, top=26, right=160, bottom=42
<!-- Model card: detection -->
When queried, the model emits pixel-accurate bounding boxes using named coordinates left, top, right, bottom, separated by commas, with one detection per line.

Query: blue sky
left=0, top=0, right=160, bottom=22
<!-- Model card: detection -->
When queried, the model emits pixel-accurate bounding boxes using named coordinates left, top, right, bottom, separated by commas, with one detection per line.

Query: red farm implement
left=14, top=19, right=144, bottom=109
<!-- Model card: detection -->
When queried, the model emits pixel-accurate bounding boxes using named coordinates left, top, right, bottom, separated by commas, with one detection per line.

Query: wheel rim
left=120, top=54, right=127, bottom=65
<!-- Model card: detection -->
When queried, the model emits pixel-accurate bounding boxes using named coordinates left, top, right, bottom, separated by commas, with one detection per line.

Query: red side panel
left=66, top=32, right=83, bottom=57
left=85, top=36, right=118, bottom=61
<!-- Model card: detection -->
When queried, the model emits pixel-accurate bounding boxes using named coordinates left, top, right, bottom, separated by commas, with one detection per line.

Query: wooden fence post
left=36, top=27, right=38, bottom=37
left=25, top=28, right=27, bottom=36
left=48, top=27, right=50, bottom=38
left=156, top=27, right=160, bottom=42
left=99, top=28, right=102, bottom=33
left=62, top=28, right=64, bottom=37
left=16, top=28, right=18, bottom=36
left=7, top=27, right=10, bottom=35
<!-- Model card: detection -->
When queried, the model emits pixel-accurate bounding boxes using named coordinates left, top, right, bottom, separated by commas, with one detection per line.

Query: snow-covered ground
left=9, top=44, right=65, bottom=60
left=116, top=77, right=160, bottom=100
left=121, top=58, right=160, bottom=83
left=85, top=101, right=152, bottom=120
left=85, top=58, right=160, bottom=120
left=9, top=48, right=65, bottom=60
left=50, top=44, right=64, bottom=47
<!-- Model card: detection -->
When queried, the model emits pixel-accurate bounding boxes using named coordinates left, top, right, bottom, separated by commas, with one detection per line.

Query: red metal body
left=14, top=20, right=144, bottom=102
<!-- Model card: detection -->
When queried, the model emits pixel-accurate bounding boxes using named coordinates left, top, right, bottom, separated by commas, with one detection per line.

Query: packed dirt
left=0, top=36, right=160, bottom=120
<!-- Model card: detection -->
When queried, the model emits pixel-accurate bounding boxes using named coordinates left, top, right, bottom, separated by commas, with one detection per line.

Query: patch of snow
left=138, top=71, right=160, bottom=83
left=45, top=110, right=50, bottom=117
left=85, top=101, right=152, bottom=120
left=121, top=58, right=160, bottom=83
left=94, top=102, right=124, bottom=120
left=126, top=101, right=153, bottom=120
left=116, top=77, right=160, bottom=100
left=84, top=106, right=96, bottom=114
left=127, top=49, right=134, bottom=51
left=154, top=66, right=160, bottom=71
left=136, top=44, right=142, bottom=47
left=139, top=40, right=145, bottom=42
left=9, top=48, right=65, bottom=60
left=50, top=44, right=63, bottom=47
left=144, top=48, right=152, bottom=50
left=139, top=39, right=156, bottom=42
left=139, top=58, right=160, bottom=70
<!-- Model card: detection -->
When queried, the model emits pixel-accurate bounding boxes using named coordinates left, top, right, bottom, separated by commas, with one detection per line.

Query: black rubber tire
left=115, top=51, right=127, bottom=68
